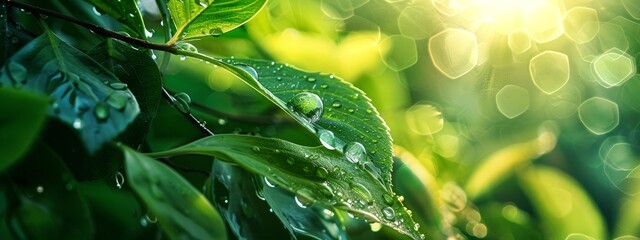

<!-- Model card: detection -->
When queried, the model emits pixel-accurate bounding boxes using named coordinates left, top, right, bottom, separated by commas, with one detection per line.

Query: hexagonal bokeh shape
left=592, top=48, right=636, bottom=88
left=529, top=51, right=570, bottom=94
left=397, top=5, right=432, bottom=40
left=622, top=0, right=640, bottom=20
left=380, top=35, right=418, bottom=71
left=508, top=30, right=532, bottom=55
left=429, top=28, right=478, bottom=79
left=563, top=7, right=600, bottom=44
left=578, top=97, right=619, bottom=135
left=432, top=0, right=472, bottom=17
left=496, top=85, right=530, bottom=119
left=524, top=3, right=564, bottom=43
left=598, top=23, right=629, bottom=52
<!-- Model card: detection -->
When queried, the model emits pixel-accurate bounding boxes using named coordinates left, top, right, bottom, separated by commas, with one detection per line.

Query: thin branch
left=161, top=88, right=214, bottom=136
left=6, top=0, right=176, bottom=53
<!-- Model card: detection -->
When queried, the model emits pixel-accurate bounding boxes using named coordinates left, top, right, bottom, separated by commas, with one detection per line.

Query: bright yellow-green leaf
left=167, top=0, right=267, bottom=42
left=518, top=166, right=606, bottom=239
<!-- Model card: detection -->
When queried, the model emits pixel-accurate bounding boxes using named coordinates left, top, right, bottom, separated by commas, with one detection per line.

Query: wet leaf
left=87, top=40, right=162, bottom=148
left=167, top=0, right=267, bottom=41
left=0, top=30, right=140, bottom=154
left=0, top=3, right=32, bottom=66
left=150, top=134, right=424, bottom=240
left=85, top=0, right=147, bottom=38
left=122, top=146, right=227, bottom=240
left=518, top=166, right=606, bottom=239
left=0, top=88, right=49, bottom=172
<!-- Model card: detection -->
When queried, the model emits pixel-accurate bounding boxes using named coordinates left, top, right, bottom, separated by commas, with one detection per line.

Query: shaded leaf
left=0, top=3, right=32, bottom=66
left=150, top=134, right=424, bottom=240
left=518, top=166, right=606, bottom=239
left=0, top=30, right=140, bottom=153
left=5, top=143, right=94, bottom=239
left=208, top=161, right=296, bottom=240
left=85, top=0, right=146, bottom=38
left=87, top=39, right=162, bottom=148
left=167, top=0, right=267, bottom=41
left=222, top=58, right=394, bottom=188
left=0, top=88, right=49, bottom=172
left=122, top=146, right=227, bottom=240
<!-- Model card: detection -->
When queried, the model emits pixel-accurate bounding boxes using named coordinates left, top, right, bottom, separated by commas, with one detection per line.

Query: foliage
left=1, top=0, right=639, bottom=239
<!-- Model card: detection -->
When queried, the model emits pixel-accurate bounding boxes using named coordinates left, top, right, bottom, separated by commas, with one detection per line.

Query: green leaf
left=464, top=131, right=557, bottom=199
left=0, top=3, right=32, bottom=66
left=5, top=143, right=94, bottom=239
left=87, top=39, right=162, bottom=148
left=85, top=0, right=147, bottom=38
left=0, top=30, right=140, bottom=153
left=122, top=146, right=227, bottom=240
left=150, top=134, right=424, bottom=240
left=0, top=88, right=49, bottom=172
left=167, top=0, right=267, bottom=41
left=222, top=58, right=395, bottom=188
left=518, top=166, right=607, bottom=239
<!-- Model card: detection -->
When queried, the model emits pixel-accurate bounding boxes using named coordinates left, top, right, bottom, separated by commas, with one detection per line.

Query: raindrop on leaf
left=317, top=129, right=336, bottom=150
left=345, top=142, right=366, bottom=163
left=287, top=92, right=324, bottom=124
left=382, top=207, right=396, bottom=220
left=94, top=102, right=110, bottom=121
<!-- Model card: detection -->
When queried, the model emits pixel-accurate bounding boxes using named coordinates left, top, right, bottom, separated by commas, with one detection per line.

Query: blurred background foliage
left=3, top=0, right=640, bottom=239
left=150, top=0, right=640, bottom=239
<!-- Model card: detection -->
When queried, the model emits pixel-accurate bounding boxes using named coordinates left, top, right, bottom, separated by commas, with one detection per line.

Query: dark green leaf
left=5, top=143, right=94, bottom=239
left=167, top=0, right=267, bottom=41
left=0, top=3, right=33, bottom=66
left=150, top=134, right=424, bottom=240
left=87, top=39, right=162, bottom=148
left=0, top=88, right=49, bottom=172
left=209, top=161, right=293, bottom=240
left=85, top=0, right=147, bottom=38
left=122, top=146, right=227, bottom=240
left=0, top=30, right=140, bottom=153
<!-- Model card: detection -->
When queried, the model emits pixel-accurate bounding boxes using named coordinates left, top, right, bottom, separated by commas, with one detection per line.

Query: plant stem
left=6, top=0, right=176, bottom=53
left=162, top=88, right=214, bottom=136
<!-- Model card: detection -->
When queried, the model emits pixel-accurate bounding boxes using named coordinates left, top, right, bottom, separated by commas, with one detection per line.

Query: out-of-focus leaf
left=221, top=58, right=394, bottom=188
left=614, top=195, right=640, bottom=237
left=0, top=88, right=48, bottom=172
left=150, top=134, right=424, bottom=240
left=122, top=146, right=227, bottom=240
left=87, top=40, right=162, bottom=148
left=167, top=0, right=266, bottom=41
left=518, top=166, right=606, bottom=239
left=85, top=0, right=146, bottom=37
left=0, top=30, right=140, bottom=154
left=465, top=131, right=557, bottom=199
left=5, top=143, right=94, bottom=239
left=209, top=161, right=291, bottom=240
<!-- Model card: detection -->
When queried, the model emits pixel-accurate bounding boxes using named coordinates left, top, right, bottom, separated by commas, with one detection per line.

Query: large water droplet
left=234, top=64, right=259, bottom=80
left=350, top=182, right=373, bottom=203
left=287, top=92, right=324, bottom=124
left=173, top=92, right=191, bottom=113
left=315, top=167, right=329, bottom=179
left=72, top=118, right=84, bottom=130
left=7, top=61, right=27, bottom=84
left=295, top=188, right=315, bottom=208
left=115, top=171, right=125, bottom=189
left=209, top=28, right=223, bottom=37
left=382, top=193, right=394, bottom=205
left=176, top=42, right=198, bottom=53
left=317, top=129, right=336, bottom=150
left=94, top=102, right=110, bottom=121
left=36, top=186, right=44, bottom=193
left=382, top=207, right=396, bottom=221
left=107, top=92, right=129, bottom=111
left=344, top=142, right=366, bottom=163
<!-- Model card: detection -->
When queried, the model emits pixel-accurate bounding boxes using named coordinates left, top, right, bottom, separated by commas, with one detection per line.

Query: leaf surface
left=123, top=146, right=227, bottom=240
left=167, top=0, right=266, bottom=41
left=150, top=134, right=423, bottom=239
left=0, top=30, right=140, bottom=153
left=85, top=0, right=147, bottom=37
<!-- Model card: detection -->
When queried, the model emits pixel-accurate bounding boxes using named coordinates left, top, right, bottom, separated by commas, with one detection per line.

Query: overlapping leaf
left=85, top=0, right=146, bottom=38
left=122, top=146, right=227, bottom=240
left=150, top=135, right=424, bottom=239
left=0, top=88, right=49, bottom=172
left=0, top=30, right=139, bottom=153
left=167, top=0, right=267, bottom=41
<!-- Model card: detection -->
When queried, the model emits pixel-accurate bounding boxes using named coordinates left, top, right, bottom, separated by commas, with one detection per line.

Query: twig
left=162, top=88, right=214, bottom=136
